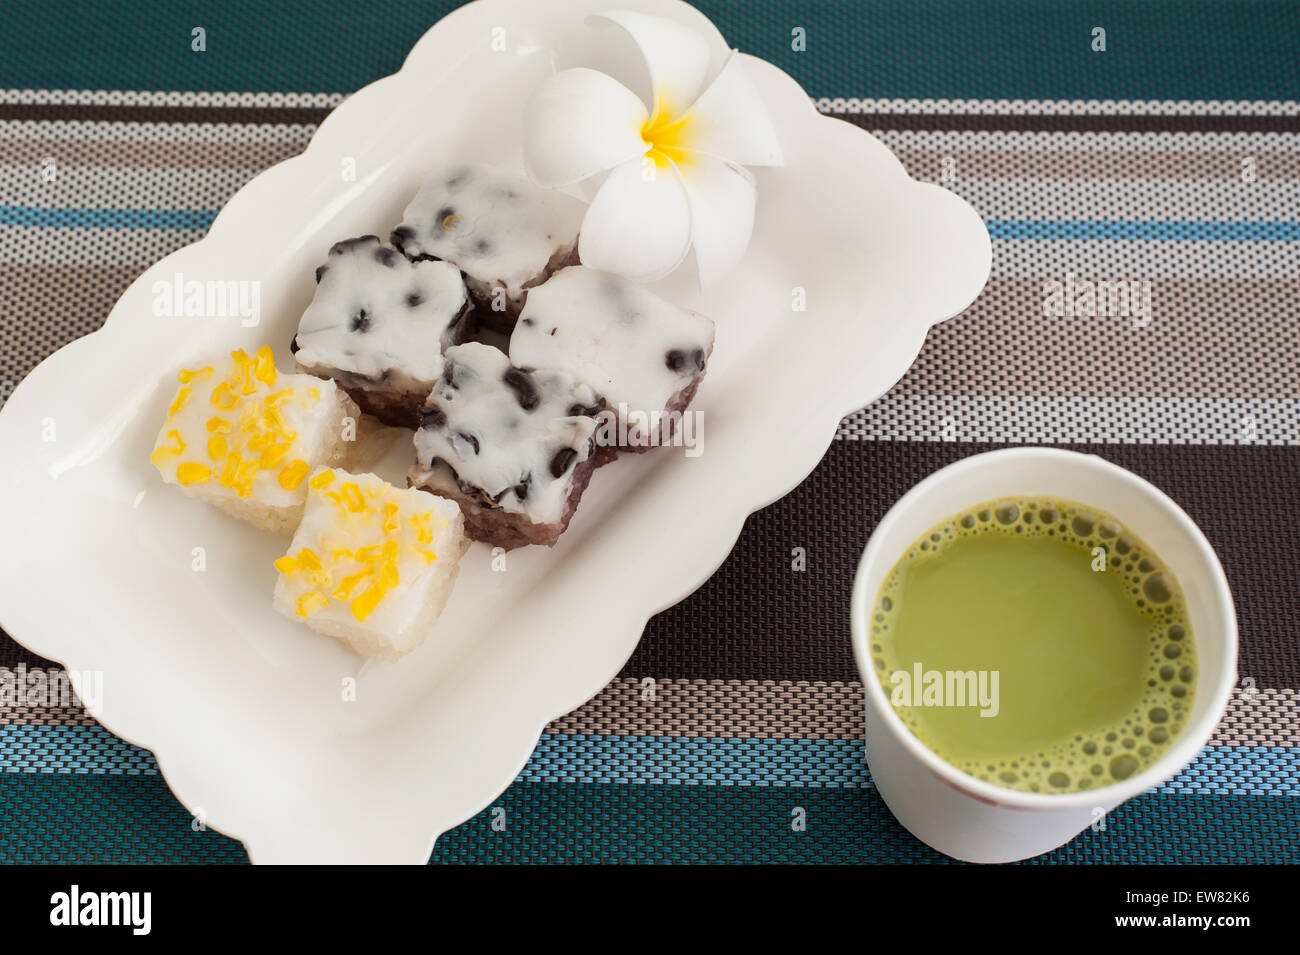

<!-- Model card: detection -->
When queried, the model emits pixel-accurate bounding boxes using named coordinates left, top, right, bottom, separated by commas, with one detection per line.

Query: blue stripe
left=526, top=734, right=871, bottom=788
left=0, top=724, right=157, bottom=775
left=0, top=206, right=216, bottom=230
left=7, top=208, right=1297, bottom=243
left=524, top=734, right=1300, bottom=796
left=3, top=725, right=1297, bottom=797
left=988, top=220, right=1300, bottom=241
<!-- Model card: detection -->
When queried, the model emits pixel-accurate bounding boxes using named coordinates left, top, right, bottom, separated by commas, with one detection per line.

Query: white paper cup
left=849, top=448, right=1238, bottom=863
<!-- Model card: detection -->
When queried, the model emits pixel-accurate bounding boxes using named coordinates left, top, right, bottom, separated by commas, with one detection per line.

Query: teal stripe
left=1, top=0, right=1297, bottom=101
left=0, top=773, right=245, bottom=864
left=5, top=725, right=1297, bottom=797
left=988, top=220, right=1300, bottom=241
left=9, top=207, right=1299, bottom=244
left=0, top=206, right=214, bottom=230
left=436, top=783, right=1300, bottom=864
left=1, top=773, right=1295, bottom=863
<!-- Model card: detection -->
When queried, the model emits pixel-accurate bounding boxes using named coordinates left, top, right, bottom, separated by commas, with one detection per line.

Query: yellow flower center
left=641, top=98, right=692, bottom=169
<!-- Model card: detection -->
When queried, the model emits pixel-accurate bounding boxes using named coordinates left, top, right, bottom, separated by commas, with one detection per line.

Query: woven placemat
left=0, top=0, right=1296, bottom=863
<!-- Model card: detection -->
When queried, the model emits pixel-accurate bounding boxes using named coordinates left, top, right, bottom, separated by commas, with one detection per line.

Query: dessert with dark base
left=293, top=235, right=472, bottom=428
left=409, top=342, right=604, bottom=549
left=392, top=163, right=585, bottom=334
left=510, top=266, right=714, bottom=457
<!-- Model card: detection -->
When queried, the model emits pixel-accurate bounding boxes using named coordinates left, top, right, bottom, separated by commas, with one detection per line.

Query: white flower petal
left=588, top=10, right=713, bottom=117
left=681, top=51, right=784, bottom=167
left=523, top=68, right=649, bottom=188
left=679, top=155, right=756, bottom=286
left=578, top=158, right=692, bottom=281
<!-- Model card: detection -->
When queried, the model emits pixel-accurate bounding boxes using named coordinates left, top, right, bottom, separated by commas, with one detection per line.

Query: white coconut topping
left=294, top=236, right=468, bottom=394
left=394, top=163, right=586, bottom=303
left=411, top=342, right=600, bottom=525
left=510, top=266, right=714, bottom=415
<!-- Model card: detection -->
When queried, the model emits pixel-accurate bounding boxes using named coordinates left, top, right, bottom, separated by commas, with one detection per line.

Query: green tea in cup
left=868, top=496, right=1197, bottom=794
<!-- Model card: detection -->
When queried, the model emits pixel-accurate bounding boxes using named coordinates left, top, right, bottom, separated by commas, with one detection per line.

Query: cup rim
left=850, top=446, right=1239, bottom=812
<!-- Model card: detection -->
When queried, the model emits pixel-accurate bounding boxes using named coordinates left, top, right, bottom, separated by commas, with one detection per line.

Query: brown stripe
left=0, top=668, right=94, bottom=727
left=892, top=149, right=1300, bottom=180
left=0, top=671, right=1291, bottom=747
left=545, top=678, right=1297, bottom=747
left=837, top=113, right=1300, bottom=134
left=0, top=263, right=141, bottom=384
left=2, top=138, right=306, bottom=169
left=894, top=277, right=1300, bottom=399
left=0, top=102, right=331, bottom=126
left=548, top=678, right=863, bottom=739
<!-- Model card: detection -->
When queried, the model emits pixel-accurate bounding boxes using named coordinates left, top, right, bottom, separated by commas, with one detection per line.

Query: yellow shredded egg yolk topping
left=150, top=346, right=321, bottom=498
left=274, top=469, right=450, bottom=624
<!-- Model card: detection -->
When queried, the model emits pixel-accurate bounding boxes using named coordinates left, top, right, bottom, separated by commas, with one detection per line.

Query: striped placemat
left=1, top=0, right=1297, bottom=864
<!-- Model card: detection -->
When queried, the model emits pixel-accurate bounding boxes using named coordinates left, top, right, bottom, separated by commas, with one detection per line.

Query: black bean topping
left=390, top=225, right=415, bottom=250
left=419, top=404, right=446, bottom=429
left=349, top=310, right=371, bottom=333
left=374, top=245, right=400, bottom=267
left=550, top=447, right=577, bottom=478
left=314, top=264, right=329, bottom=284
left=457, top=431, right=480, bottom=455
left=502, top=367, right=540, bottom=410
left=329, top=235, right=380, bottom=256
left=406, top=291, right=424, bottom=308
left=514, top=477, right=530, bottom=500
left=666, top=348, right=707, bottom=374
left=566, top=397, right=606, bottom=418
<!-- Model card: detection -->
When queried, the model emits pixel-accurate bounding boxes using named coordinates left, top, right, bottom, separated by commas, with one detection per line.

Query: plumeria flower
left=523, top=9, right=783, bottom=285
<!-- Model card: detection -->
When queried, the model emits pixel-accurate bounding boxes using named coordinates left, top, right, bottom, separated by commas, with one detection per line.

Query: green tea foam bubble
left=870, top=496, right=1197, bottom=795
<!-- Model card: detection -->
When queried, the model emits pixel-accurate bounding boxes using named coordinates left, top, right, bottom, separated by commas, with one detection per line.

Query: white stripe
left=0, top=89, right=344, bottom=108
left=992, top=239, right=1299, bottom=280
left=815, top=98, right=1300, bottom=116
left=0, top=120, right=318, bottom=143
left=11, top=166, right=1295, bottom=224
left=7, top=91, right=1293, bottom=115
left=870, top=129, right=1300, bottom=153
left=0, top=225, right=206, bottom=265
left=5, top=230, right=1295, bottom=277
left=837, top=396, right=1300, bottom=444
left=4, top=120, right=1296, bottom=155
left=945, top=178, right=1300, bottom=222
left=2, top=166, right=261, bottom=208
